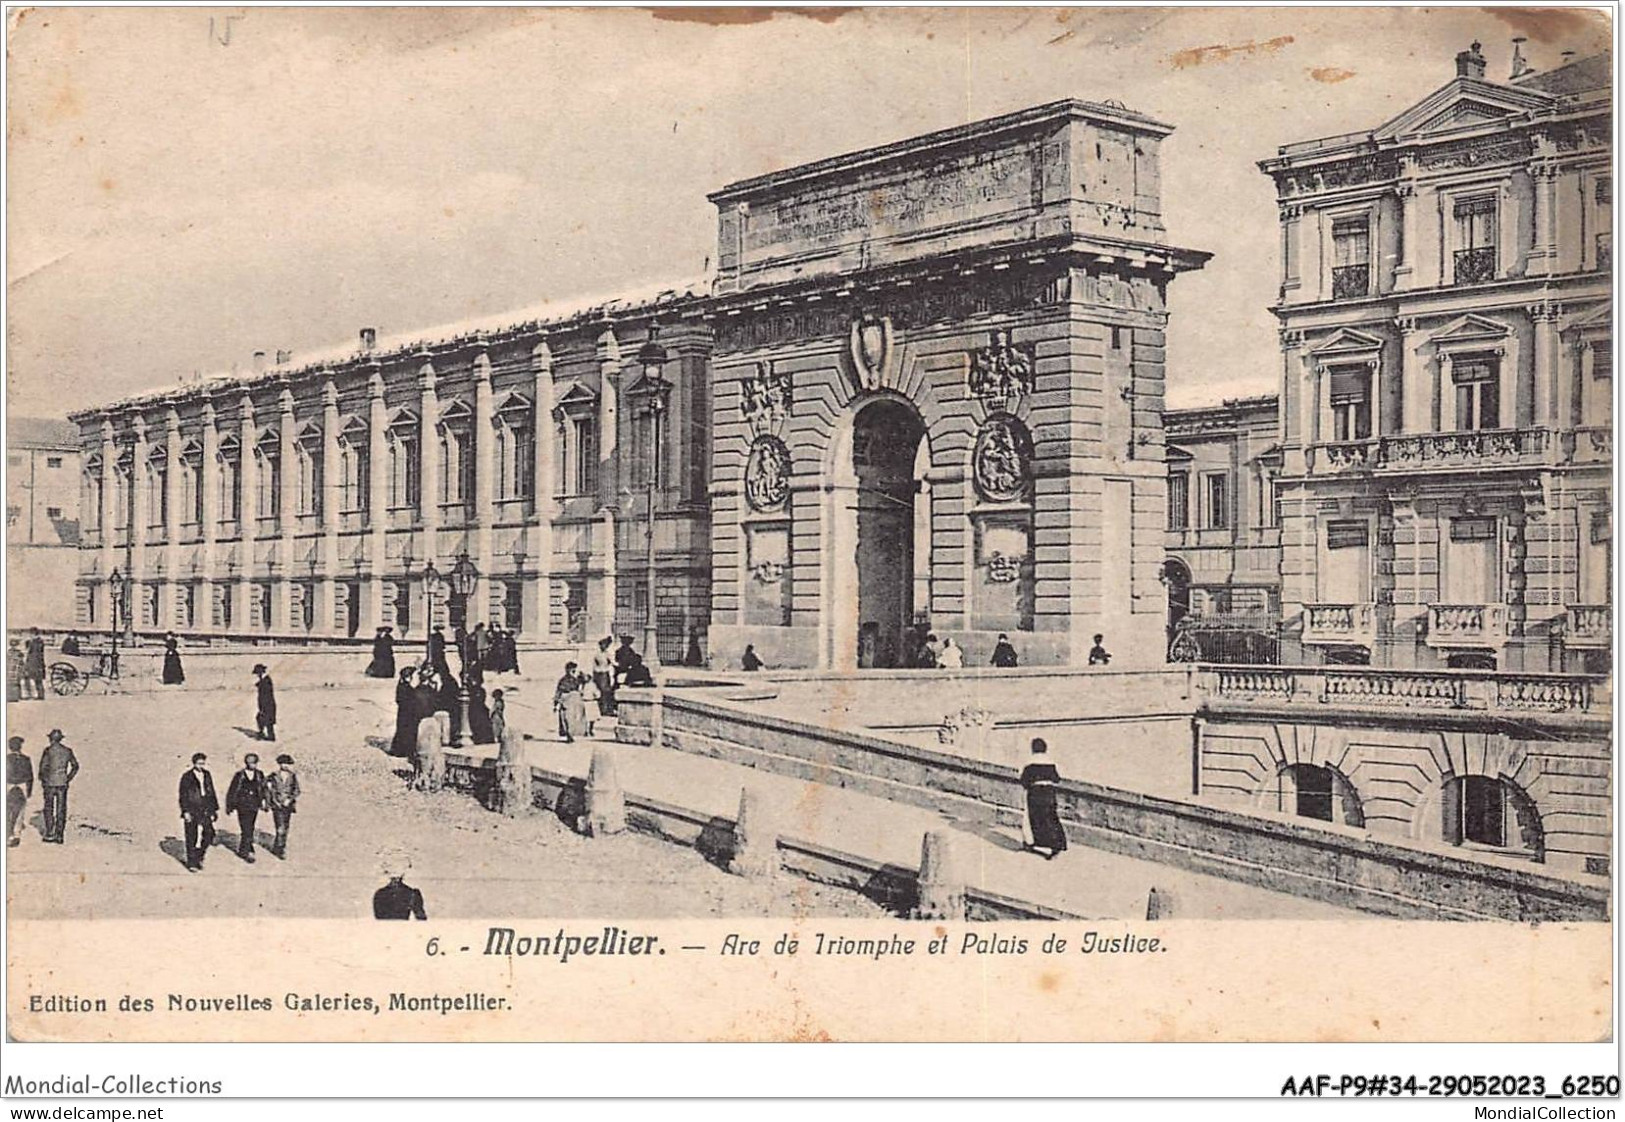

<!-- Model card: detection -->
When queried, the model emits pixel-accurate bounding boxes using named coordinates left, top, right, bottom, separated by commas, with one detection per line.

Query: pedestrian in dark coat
left=373, top=875, right=428, bottom=920
left=742, top=645, right=764, bottom=672
left=267, top=754, right=300, bottom=859
left=225, top=753, right=270, bottom=862
left=1088, top=634, right=1112, bottom=666
left=1019, top=738, right=1068, bottom=859
left=161, top=632, right=185, bottom=685
left=392, top=667, right=421, bottom=757
left=468, top=679, right=494, bottom=745
left=427, top=626, right=450, bottom=681
left=23, top=629, right=46, bottom=700
left=178, top=753, right=218, bottom=870
left=38, top=730, right=78, bottom=843
left=991, top=634, right=1019, bottom=669
left=7, top=736, right=34, bottom=848
left=252, top=665, right=277, bottom=740
left=366, top=627, right=396, bottom=679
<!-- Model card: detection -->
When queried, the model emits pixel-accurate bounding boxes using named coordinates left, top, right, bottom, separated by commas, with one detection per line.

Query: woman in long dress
left=161, top=633, right=186, bottom=685
left=553, top=661, right=587, bottom=743
left=366, top=627, right=396, bottom=679
left=391, top=667, right=421, bottom=757
left=1019, top=738, right=1068, bottom=859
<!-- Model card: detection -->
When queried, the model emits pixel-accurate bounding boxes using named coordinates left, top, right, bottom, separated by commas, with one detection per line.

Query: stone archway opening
left=851, top=397, right=927, bottom=669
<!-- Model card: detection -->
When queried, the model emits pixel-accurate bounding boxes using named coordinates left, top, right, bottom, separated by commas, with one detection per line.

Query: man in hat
left=23, top=627, right=46, bottom=700
left=178, top=752, right=219, bottom=870
left=38, top=730, right=79, bottom=844
left=225, top=752, right=270, bottom=862
left=267, top=754, right=300, bottom=859
left=252, top=664, right=277, bottom=741
left=7, top=736, right=34, bottom=847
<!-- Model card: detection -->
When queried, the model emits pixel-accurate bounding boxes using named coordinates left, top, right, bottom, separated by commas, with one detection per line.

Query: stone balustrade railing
left=1311, top=427, right=1560, bottom=476
left=1310, top=440, right=1378, bottom=472
left=1564, top=604, right=1611, bottom=649
left=1426, top=603, right=1509, bottom=649
left=1570, top=426, right=1612, bottom=464
left=1380, top=427, right=1548, bottom=470
left=1302, top=602, right=1376, bottom=646
left=1200, top=665, right=1604, bottom=719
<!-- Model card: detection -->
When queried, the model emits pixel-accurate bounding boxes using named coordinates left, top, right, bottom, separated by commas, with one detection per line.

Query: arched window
left=1443, top=775, right=1543, bottom=859
left=114, top=447, right=135, bottom=532
left=145, top=446, right=168, bottom=529
left=215, top=434, right=241, bottom=525
left=387, top=409, right=420, bottom=511
left=82, top=455, right=103, bottom=533
left=254, top=427, right=281, bottom=523
left=438, top=400, right=473, bottom=507
left=295, top=422, right=323, bottom=518
left=494, top=394, right=534, bottom=502
left=180, top=439, right=204, bottom=529
left=338, top=417, right=369, bottom=513
left=1273, top=763, right=1364, bottom=827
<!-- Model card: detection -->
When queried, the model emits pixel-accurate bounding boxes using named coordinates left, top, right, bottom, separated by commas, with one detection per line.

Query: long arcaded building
left=68, top=98, right=1209, bottom=669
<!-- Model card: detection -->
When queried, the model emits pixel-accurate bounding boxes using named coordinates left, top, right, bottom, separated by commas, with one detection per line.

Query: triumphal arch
left=704, top=99, right=1209, bottom=670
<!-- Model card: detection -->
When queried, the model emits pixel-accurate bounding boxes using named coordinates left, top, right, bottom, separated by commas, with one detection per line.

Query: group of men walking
left=6, top=730, right=77, bottom=846
left=178, top=751, right=301, bottom=870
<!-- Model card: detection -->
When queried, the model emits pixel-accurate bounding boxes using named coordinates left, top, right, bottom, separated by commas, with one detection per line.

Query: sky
left=5, top=5, right=1612, bottom=419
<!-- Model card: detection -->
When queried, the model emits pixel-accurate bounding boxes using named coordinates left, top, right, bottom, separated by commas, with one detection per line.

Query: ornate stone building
left=71, top=296, right=715, bottom=661
left=1260, top=44, right=1611, bottom=672
left=1163, top=395, right=1283, bottom=661
left=69, top=98, right=1210, bottom=668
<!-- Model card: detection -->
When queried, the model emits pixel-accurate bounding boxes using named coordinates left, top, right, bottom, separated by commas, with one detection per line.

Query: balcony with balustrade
left=1310, top=428, right=1553, bottom=477
left=1308, top=439, right=1378, bottom=474
left=1425, top=603, right=1509, bottom=651
left=1330, top=264, right=1370, bottom=300
left=1301, top=602, right=1376, bottom=648
left=1200, top=664, right=1605, bottom=720
left=1564, top=605, right=1611, bottom=651
left=1453, top=246, right=1497, bottom=285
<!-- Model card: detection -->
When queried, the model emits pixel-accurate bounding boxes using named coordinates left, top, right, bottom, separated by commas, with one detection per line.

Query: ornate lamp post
left=446, top=551, right=479, bottom=746
left=423, top=560, right=441, bottom=630
left=636, top=327, right=671, bottom=670
left=107, top=566, right=129, bottom=679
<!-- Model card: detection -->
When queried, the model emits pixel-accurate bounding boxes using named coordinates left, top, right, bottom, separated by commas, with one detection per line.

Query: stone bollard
left=415, top=716, right=445, bottom=793
left=914, top=830, right=965, bottom=920
left=495, top=728, right=529, bottom=818
left=434, top=710, right=452, bottom=747
left=1146, top=886, right=1176, bottom=921
left=728, top=786, right=779, bottom=878
left=585, top=746, right=625, bottom=837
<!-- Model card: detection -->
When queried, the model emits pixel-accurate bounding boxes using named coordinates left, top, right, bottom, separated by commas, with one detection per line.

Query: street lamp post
left=422, top=560, right=442, bottom=661
left=447, top=552, right=479, bottom=747
left=636, top=328, right=671, bottom=671
left=107, top=567, right=128, bottom=680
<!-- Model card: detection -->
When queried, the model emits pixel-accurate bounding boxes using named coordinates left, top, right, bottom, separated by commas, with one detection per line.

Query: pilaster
left=530, top=341, right=556, bottom=637
left=472, top=349, right=495, bottom=625
left=366, top=368, right=389, bottom=632
left=277, top=388, right=298, bottom=631
left=318, top=378, right=341, bottom=635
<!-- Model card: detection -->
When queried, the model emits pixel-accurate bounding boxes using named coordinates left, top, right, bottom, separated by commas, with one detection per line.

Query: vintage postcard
left=3, top=4, right=1614, bottom=1059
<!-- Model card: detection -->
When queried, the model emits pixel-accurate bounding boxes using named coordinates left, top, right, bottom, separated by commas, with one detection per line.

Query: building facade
left=68, top=98, right=1210, bottom=668
left=70, top=300, right=715, bottom=661
left=1163, top=395, right=1283, bottom=660
left=7, top=417, right=82, bottom=627
left=1260, top=44, right=1611, bottom=672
